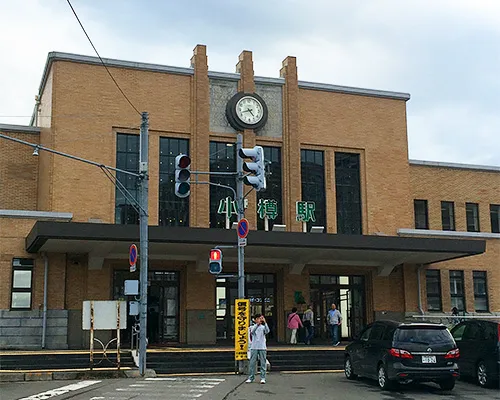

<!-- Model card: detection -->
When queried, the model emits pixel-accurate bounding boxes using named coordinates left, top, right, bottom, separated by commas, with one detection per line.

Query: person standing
left=327, top=303, right=342, bottom=346
left=246, top=314, right=270, bottom=384
left=302, top=304, right=314, bottom=345
left=287, top=307, right=303, bottom=344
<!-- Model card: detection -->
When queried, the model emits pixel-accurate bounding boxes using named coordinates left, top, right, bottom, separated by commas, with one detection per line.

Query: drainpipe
left=417, top=264, right=425, bottom=315
left=41, top=253, right=49, bottom=349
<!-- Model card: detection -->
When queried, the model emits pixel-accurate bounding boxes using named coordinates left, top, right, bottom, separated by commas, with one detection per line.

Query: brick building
left=0, top=45, right=498, bottom=349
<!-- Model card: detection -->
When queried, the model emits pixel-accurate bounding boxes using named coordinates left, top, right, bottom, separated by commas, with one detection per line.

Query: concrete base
left=0, top=309, right=68, bottom=350
left=0, top=369, right=142, bottom=382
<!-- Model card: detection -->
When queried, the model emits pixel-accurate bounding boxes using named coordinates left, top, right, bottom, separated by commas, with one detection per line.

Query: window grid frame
left=159, top=137, right=190, bottom=227
left=449, top=270, right=466, bottom=312
left=300, top=149, right=327, bottom=232
left=465, top=202, right=480, bottom=232
left=490, top=204, right=500, bottom=233
left=209, top=141, right=237, bottom=229
left=257, top=146, right=283, bottom=230
left=414, top=199, right=429, bottom=230
left=10, top=258, right=34, bottom=310
left=115, top=133, right=140, bottom=225
left=441, top=201, right=456, bottom=231
left=473, top=271, right=489, bottom=312
left=425, top=269, right=442, bottom=312
left=335, top=152, right=362, bottom=235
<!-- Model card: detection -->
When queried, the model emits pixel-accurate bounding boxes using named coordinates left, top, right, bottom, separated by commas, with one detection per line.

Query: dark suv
left=344, top=321, right=459, bottom=390
left=450, top=320, right=500, bottom=388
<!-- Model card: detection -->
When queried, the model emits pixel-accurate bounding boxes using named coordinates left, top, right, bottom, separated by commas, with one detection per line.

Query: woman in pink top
left=287, top=307, right=303, bottom=344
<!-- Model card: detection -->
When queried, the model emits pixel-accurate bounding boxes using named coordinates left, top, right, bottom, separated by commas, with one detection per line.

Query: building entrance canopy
left=26, top=222, right=486, bottom=276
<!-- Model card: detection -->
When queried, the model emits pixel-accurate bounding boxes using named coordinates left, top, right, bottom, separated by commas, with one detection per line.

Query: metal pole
left=138, top=112, right=149, bottom=376
left=236, top=133, right=245, bottom=300
left=41, top=253, right=48, bottom=349
left=236, top=133, right=246, bottom=374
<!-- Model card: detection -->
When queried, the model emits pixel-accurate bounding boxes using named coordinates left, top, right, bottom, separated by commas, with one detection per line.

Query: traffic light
left=175, top=154, right=191, bottom=198
left=209, top=249, right=223, bottom=275
left=238, top=146, right=266, bottom=191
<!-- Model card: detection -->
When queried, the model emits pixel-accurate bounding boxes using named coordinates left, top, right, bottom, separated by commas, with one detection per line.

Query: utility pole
left=138, top=112, right=149, bottom=376
left=236, top=133, right=245, bottom=301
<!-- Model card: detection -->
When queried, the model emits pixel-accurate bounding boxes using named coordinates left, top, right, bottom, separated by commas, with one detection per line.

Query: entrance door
left=216, top=274, right=276, bottom=342
left=310, top=275, right=365, bottom=341
left=113, top=270, right=180, bottom=344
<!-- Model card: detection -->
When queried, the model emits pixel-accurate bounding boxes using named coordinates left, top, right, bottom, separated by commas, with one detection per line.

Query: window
left=466, top=203, right=480, bottom=232
left=441, top=201, right=455, bottom=231
left=360, top=326, right=372, bottom=341
left=369, top=324, right=386, bottom=340
left=426, top=270, right=442, bottom=311
left=257, top=146, right=282, bottom=230
left=11, top=258, right=34, bottom=309
left=450, top=270, right=465, bottom=311
left=451, top=323, right=466, bottom=341
left=210, top=141, right=236, bottom=228
left=300, top=149, right=326, bottom=232
left=473, top=271, right=488, bottom=312
left=490, top=204, right=500, bottom=233
left=335, top=152, right=362, bottom=234
left=159, top=138, right=189, bottom=227
left=414, top=199, right=429, bottom=229
left=115, top=134, right=139, bottom=224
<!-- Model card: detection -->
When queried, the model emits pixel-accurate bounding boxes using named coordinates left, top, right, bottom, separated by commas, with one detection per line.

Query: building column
left=190, top=44, right=210, bottom=228
left=280, top=57, right=302, bottom=232
left=236, top=50, right=257, bottom=228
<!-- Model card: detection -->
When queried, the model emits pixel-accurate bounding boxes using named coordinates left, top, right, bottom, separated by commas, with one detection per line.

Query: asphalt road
left=1, top=372, right=498, bottom=400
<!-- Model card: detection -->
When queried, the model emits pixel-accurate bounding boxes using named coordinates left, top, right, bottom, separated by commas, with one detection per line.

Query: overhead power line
left=65, top=0, right=142, bottom=116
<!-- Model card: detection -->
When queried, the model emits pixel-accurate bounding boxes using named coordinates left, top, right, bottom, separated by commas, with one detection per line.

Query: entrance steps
left=0, top=346, right=344, bottom=374
left=148, top=346, right=345, bottom=374
left=0, top=350, right=135, bottom=372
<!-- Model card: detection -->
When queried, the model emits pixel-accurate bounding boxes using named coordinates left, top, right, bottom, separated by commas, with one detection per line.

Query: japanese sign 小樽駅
left=217, top=196, right=238, bottom=219
left=257, top=199, right=279, bottom=220
left=234, top=299, right=250, bottom=361
left=296, top=201, right=316, bottom=223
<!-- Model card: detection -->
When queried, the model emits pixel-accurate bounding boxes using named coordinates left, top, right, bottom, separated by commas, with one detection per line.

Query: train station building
left=0, top=45, right=498, bottom=349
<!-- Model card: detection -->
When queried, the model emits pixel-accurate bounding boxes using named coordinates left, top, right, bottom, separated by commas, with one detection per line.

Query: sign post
left=129, top=244, right=138, bottom=273
left=234, top=299, right=250, bottom=362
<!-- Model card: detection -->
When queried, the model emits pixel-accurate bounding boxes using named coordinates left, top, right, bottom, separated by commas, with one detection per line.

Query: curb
left=0, top=368, right=155, bottom=382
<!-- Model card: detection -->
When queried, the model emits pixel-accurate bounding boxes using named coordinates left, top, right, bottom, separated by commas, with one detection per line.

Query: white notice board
left=82, top=300, right=127, bottom=330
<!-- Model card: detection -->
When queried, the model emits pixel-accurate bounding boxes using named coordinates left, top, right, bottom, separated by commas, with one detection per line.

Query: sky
left=1, top=0, right=499, bottom=167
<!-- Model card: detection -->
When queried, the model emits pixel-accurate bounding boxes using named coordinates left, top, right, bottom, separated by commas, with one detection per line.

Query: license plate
left=422, top=355, right=436, bottom=364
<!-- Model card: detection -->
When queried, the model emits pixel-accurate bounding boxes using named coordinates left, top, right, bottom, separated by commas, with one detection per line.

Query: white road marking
left=19, top=381, right=101, bottom=400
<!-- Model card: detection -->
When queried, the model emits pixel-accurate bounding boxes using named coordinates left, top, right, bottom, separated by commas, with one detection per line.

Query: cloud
left=0, top=0, right=498, bottom=166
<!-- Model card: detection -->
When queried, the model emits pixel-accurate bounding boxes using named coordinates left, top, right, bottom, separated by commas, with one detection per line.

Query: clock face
left=235, top=96, right=264, bottom=125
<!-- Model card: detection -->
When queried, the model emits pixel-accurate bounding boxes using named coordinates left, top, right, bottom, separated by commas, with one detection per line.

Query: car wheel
left=377, top=364, right=393, bottom=390
left=477, top=360, right=491, bottom=388
left=344, top=356, right=357, bottom=380
left=439, top=378, right=456, bottom=391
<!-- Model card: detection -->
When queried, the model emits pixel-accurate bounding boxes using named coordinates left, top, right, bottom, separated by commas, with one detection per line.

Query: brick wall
left=0, top=131, right=39, bottom=210
left=410, top=164, right=500, bottom=313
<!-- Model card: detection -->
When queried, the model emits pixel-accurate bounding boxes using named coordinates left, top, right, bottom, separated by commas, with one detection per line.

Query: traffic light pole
left=236, top=133, right=245, bottom=301
left=138, top=112, right=149, bottom=376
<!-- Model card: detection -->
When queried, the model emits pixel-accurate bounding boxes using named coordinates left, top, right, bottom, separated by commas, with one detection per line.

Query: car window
left=360, top=326, right=372, bottom=341
left=394, top=328, right=455, bottom=346
left=369, top=324, right=386, bottom=340
left=383, top=326, right=396, bottom=341
left=482, top=322, right=498, bottom=341
left=463, top=323, right=481, bottom=341
left=451, top=323, right=466, bottom=341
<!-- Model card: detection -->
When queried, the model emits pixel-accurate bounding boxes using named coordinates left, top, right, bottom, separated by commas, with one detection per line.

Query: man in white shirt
left=327, top=303, right=342, bottom=346
left=246, top=314, right=270, bottom=384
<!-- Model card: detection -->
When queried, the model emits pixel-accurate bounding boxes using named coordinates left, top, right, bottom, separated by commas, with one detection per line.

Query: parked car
left=450, top=319, right=500, bottom=388
left=344, top=320, right=460, bottom=391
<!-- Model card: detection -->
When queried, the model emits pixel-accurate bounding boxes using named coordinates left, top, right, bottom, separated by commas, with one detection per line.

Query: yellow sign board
left=234, top=298, right=250, bottom=360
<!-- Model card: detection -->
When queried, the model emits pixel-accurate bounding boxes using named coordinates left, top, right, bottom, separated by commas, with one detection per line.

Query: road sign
left=129, top=244, right=138, bottom=272
left=238, top=238, right=247, bottom=247
left=237, top=218, right=249, bottom=239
